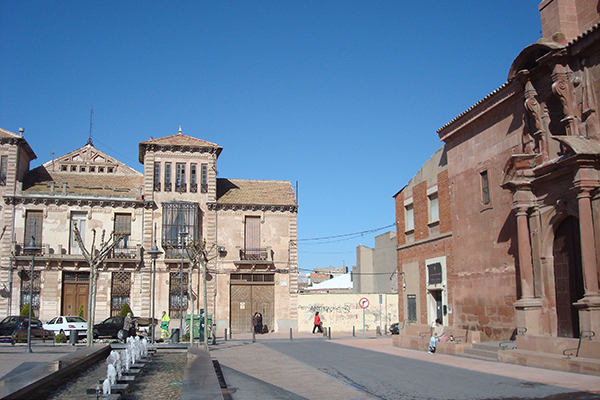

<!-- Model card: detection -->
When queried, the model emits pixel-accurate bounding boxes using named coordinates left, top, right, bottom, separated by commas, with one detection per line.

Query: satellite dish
left=17, top=270, right=30, bottom=281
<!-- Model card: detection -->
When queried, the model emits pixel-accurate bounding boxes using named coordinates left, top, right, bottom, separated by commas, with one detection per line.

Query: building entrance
left=62, top=272, right=89, bottom=318
left=230, top=273, right=274, bottom=333
left=553, top=216, right=584, bottom=338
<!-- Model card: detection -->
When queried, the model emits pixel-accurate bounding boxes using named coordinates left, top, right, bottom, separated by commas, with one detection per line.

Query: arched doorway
left=552, top=216, right=584, bottom=338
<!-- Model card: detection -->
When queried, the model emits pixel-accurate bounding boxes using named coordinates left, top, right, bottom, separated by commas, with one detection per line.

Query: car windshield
left=65, top=317, right=86, bottom=323
left=0, top=317, right=10, bottom=324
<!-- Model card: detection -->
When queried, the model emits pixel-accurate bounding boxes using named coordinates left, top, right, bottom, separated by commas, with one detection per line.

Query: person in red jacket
left=312, top=311, right=323, bottom=333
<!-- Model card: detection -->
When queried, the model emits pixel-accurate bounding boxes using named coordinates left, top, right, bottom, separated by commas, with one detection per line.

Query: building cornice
left=207, top=202, right=298, bottom=213
left=3, top=194, right=154, bottom=209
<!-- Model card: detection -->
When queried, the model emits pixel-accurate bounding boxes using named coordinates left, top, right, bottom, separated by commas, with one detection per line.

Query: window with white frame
left=405, top=204, right=414, bottom=232
left=428, top=192, right=439, bottom=223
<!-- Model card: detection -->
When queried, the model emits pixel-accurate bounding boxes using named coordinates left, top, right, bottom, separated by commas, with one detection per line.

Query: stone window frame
left=403, top=198, right=414, bottom=233
left=477, top=161, right=494, bottom=211
left=427, top=185, right=439, bottom=226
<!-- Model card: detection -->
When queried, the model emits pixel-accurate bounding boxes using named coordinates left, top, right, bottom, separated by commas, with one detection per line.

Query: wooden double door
left=62, top=272, right=89, bottom=319
left=230, top=283, right=274, bottom=334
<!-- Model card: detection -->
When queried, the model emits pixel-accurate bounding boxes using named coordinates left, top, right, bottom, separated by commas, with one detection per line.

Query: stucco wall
left=298, top=293, right=398, bottom=333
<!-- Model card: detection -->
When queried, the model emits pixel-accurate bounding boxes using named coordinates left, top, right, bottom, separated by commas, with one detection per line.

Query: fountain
left=102, top=378, right=111, bottom=395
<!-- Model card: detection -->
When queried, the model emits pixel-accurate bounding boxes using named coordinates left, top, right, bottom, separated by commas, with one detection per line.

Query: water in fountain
left=107, top=363, right=117, bottom=386
left=102, top=378, right=111, bottom=395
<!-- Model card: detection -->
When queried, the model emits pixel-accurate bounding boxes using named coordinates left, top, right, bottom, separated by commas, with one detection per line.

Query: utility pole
left=73, top=223, right=124, bottom=347
left=185, top=239, right=224, bottom=348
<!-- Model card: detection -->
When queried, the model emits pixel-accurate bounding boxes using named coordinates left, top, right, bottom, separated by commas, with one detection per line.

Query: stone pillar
left=577, top=189, right=599, bottom=296
left=516, top=207, right=535, bottom=299
left=574, top=188, right=600, bottom=338
left=513, top=206, right=542, bottom=335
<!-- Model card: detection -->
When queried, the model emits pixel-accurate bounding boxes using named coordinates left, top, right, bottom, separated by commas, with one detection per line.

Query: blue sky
left=0, top=1, right=541, bottom=272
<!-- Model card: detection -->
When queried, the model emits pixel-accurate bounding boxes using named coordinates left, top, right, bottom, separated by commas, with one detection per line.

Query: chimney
left=538, top=0, right=599, bottom=43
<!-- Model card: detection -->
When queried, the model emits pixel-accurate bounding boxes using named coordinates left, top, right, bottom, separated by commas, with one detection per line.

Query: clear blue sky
left=0, top=1, right=541, bottom=272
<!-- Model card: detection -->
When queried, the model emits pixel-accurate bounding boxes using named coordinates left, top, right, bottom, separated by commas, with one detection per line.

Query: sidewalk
left=212, top=331, right=600, bottom=396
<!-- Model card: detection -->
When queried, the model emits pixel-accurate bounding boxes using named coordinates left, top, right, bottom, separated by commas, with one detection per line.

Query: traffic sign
left=359, top=297, right=370, bottom=309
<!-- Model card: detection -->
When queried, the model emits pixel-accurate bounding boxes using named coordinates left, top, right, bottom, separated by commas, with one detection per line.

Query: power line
left=298, top=223, right=395, bottom=243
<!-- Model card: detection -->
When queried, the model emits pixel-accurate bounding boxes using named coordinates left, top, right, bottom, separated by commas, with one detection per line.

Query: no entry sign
left=359, top=297, right=370, bottom=309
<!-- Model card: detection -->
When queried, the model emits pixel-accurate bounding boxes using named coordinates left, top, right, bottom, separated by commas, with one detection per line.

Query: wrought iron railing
left=240, top=248, right=270, bottom=261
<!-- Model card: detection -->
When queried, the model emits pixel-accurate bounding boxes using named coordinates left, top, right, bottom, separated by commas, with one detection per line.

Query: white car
left=46, top=316, right=88, bottom=337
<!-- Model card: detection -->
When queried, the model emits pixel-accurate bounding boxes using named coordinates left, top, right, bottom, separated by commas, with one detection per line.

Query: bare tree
left=73, top=223, right=124, bottom=347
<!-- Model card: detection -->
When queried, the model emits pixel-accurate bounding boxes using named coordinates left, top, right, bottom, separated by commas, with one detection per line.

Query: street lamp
left=179, top=229, right=188, bottom=335
left=24, top=230, right=40, bottom=354
left=147, top=224, right=163, bottom=345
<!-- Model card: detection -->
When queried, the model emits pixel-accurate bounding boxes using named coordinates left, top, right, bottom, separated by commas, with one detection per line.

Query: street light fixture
left=23, top=229, right=40, bottom=354
left=147, top=224, right=163, bottom=345
left=179, top=229, right=188, bottom=335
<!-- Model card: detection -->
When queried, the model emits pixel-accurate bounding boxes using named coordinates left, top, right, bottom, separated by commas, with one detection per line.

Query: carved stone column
left=516, top=207, right=535, bottom=299
left=574, top=186, right=600, bottom=338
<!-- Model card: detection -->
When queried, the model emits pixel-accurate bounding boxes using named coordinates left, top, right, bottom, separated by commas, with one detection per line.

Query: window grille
left=114, top=213, right=132, bottom=250
left=154, top=162, right=161, bottom=191
left=20, top=271, right=41, bottom=317
left=230, top=273, right=275, bottom=282
left=111, top=272, right=131, bottom=316
left=25, top=211, right=43, bottom=248
left=0, top=155, right=7, bottom=186
left=201, top=164, right=208, bottom=193
left=169, top=271, right=188, bottom=318
left=165, top=163, right=172, bottom=192
left=190, top=164, right=197, bottom=193
left=162, top=202, right=200, bottom=255
left=407, top=294, right=417, bottom=322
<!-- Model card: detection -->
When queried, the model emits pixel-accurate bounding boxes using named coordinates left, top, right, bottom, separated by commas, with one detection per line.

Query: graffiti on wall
left=298, top=293, right=399, bottom=333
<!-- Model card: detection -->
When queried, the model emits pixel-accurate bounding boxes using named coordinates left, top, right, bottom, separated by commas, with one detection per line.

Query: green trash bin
left=184, top=314, right=202, bottom=340
left=185, top=311, right=214, bottom=340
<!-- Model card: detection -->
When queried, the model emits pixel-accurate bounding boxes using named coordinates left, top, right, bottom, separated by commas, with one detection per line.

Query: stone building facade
left=0, top=127, right=298, bottom=334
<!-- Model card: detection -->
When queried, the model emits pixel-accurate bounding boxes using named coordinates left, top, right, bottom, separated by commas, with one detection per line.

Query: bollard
left=224, top=328, right=228, bottom=341
left=290, top=328, right=293, bottom=341
left=171, top=328, right=180, bottom=343
left=69, top=329, right=78, bottom=345
left=328, top=327, right=331, bottom=340
left=353, top=326, right=355, bottom=337
left=229, top=329, right=232, bottom=339
left=252, top=329, right=255, bottom=343
left=212, top=325, right=217, bottom=345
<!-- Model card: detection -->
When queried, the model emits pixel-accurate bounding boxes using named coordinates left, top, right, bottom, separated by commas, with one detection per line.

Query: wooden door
left=62, top=272, right=89, bottom=319
left=230, top=285, right=252, bottom=333
left=230, top=283, right=274, bottom=333
left=553, top=216, right=584, bottom=338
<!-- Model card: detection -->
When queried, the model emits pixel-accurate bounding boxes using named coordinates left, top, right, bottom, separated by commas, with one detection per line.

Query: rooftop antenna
left=87, top=105, right=94, bottom=146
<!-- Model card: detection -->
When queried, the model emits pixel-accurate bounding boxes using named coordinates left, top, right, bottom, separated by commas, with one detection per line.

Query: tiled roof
left=139, top=131, right=222, bottom=162
left=22, top=166, right=143, bottom=198
left=0, top=127, right=37, bottom=160
left=216, top=178, right=297, bottom=206
left=0, top=128, right=21, bottom=138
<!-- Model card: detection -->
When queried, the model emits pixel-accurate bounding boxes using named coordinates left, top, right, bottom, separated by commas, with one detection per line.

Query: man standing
left=123, top=312, right=136, bottom=339
left=161, top=311, right=171, bottom=340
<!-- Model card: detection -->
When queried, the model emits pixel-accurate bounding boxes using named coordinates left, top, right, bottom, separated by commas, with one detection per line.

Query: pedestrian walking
left=123, top=312, right=136, bottom=339
left=312, top=311, right=323, bottom=333
left=161, top=311, right=171, bottom=340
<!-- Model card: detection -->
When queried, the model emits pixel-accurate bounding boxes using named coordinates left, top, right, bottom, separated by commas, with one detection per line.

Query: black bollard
left=252, top=329, right=255, bottom=343
left=353, top=325, right=355, bottom=337
left=328, top=327, right=331, bottom=340
left=290, top=327, right=293, bottom=341
left=224, top=328, right=228, bottom=341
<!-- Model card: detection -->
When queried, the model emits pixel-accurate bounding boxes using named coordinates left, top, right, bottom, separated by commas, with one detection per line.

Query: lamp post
left=147, top=224, right=163, bottom=345
left=179, top=230, right=188, bottom=335
left=24, top=231, right=40, bottom=354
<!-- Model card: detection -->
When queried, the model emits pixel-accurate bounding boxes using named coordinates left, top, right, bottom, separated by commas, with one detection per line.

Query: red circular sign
left=359, top=297, right=370, bottom=309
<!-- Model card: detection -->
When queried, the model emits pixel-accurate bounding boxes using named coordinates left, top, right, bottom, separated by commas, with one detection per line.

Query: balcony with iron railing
left=234, top=246, right=274, bottom=268
left=10, top=241, right=143, bottom=267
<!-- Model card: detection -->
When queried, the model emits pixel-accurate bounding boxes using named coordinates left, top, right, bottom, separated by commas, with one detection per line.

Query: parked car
left=389, top=322, right=399, bottom=335
left=94, top=315, right=141, bottom=340
left=45, top=316, right=87, bottom=337
left=0, top=316, right=43, bottom=336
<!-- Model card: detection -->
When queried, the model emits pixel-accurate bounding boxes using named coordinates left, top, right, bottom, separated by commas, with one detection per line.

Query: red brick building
left=395, top=0, right=600, bottom=371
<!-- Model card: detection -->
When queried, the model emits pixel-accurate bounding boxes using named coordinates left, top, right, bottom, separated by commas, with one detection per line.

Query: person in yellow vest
left=161, top=311, right=170, bottom=340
